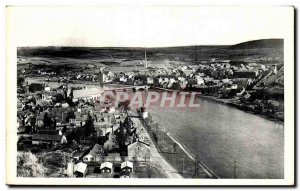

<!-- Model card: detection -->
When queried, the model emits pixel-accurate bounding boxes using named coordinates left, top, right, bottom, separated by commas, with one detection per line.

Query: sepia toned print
left=7, top=6, right=294, bottom=185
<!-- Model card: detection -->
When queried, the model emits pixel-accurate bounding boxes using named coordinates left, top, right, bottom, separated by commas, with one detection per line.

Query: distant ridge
left=231, top=39, right=283, bottom=50
left=17, top=39, right=284, bottom=61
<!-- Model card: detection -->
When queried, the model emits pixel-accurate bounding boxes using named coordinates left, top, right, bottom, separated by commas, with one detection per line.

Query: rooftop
left=75, top=162, right=87, bottom=174
left=121, top=161, right=133, bottom=169
left=32, top=134, right=62, bottom=142
left=100, top=162, right=113, bottom=169
left=73, top=88, right=103, bottom=99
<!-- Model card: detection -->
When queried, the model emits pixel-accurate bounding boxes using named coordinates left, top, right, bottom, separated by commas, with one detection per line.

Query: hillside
left=230, top=39, right=283, bottom=50
left=17, top=39, right=284, bottom=66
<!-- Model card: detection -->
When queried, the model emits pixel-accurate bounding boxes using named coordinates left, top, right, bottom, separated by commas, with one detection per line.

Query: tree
left=172, top=83, right=181, bottom=90
left=83, top=113, right=96, bottom=137
left=65, top=110, right=75, bottom=123
left=30, top=116, right=36, bottom=127
left=43, top=112, right=52, bottom=128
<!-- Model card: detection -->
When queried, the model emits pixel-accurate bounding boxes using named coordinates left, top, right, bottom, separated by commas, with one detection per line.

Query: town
left=16, top=43, right=284, bottom=178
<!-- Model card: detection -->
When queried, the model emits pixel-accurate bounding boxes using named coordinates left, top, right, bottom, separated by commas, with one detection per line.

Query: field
left=17, top=39, right=284, bottom=74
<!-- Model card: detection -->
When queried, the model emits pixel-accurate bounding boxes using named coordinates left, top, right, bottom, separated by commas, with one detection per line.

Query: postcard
left=6, top=5, right=294, bottom=186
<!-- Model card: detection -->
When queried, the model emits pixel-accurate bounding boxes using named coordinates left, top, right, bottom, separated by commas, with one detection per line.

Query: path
left=131, top=117, right=182, bottom=178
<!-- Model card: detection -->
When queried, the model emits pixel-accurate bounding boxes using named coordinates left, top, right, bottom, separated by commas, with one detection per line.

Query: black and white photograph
left=5, top=5, right=294, bottom=186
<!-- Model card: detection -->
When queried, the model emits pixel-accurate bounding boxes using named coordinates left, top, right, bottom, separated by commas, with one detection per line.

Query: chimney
left=144, top=51, right=148, bottom=69
left=273, top=64, right=277, bottom=74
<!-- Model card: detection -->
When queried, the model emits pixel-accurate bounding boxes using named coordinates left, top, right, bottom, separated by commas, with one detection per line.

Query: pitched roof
left=88, top=144, right=102, bottom=156
left=100, top=162, right=113, bottom=169
left=128, top=140, right=150, bottom=149
left=32, top=134, right=62, bottom=142
left=121, top=161, right=133, bottom=169
left=37, top=130, right=59, bottom=135
left=75, top=162, right=87, bottom=174
left=73, top=88, right=103, bottom=99
left=75, top=113, right=88, bottom=121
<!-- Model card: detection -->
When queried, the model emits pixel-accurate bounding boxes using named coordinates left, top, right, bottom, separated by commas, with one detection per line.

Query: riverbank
left=200, top=95, right=283, bottom=125
left=27, top=77, right=283, bottom=125
left=150, top=86, right=283, bottom=124
left=138, top=113, right=218, bottom=179
left=130, top=116, right=182, bottom=178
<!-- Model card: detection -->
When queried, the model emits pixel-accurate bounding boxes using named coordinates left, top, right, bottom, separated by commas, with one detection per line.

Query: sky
left=7, top=6, right=293, bottom=47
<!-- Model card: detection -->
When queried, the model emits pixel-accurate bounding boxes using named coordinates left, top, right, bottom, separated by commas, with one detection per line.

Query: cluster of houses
left=17, top=57, right=284, bottom=177
left=28, top=57, right=280, bottom=98
left=70, top=160, right=134, bottom=178
left=17, top=75, right=154, bottom=178
left=69, top=138, right=150, bottom=178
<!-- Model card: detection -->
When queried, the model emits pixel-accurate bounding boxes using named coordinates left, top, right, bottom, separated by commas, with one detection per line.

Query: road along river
left=149, top=97, right=283, bottom=179
left=26, top=78, right=284, bottom=178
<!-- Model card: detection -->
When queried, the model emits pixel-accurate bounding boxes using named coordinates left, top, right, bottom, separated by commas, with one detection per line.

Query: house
left=69, top=118, right=76, bottom=124
left=147, top=77, right=154, bottom=85
left=74, top=162, right=87, bottom=177
left=44, top=86, right=51, bottom=91
left=24, top=113, right=35, bottom=127
left=61, top=103, right=69, bottom=108
left=75, top=112, right=87, bottom=127
left=213, top=80, right=220, bottom=85
left=36, top=99, right=52, bottom=108
left=119, top=76, right=128, bottom=83
left=36, top=112, right=45, bottom=128
left=233, top=70, right=259, bottom=78
left=142, top=111, right=148, bottom=119
left=83, top=144, right=102, bottom=162
left=196, top=77, right=205, bottom=85
left=247, top=78, right=254, bottom=85
left=32, top=134, right=67, bottom=145
left=72, top=88, right=103, bottom=102
left=108, top=106, right=116, bottom=114
left=121, top=161, right=133, bottom=173
left=127, top=141, right=151, bottom=162
left=83, top=154, right=95, bottom=162
left=17, top=117, right=25, bottom=133
left=100, top=162, right=113, bottom=174
left=94, top=123, right=108, bottom=136
left=231, top=84, right=238, bottom=90
left=103, top=138, right=119, bottom=152
left=50, top=108, right=67, bottom=125
left=17, top=99, right=23, bottom=111
left=42, top=93, right=52, bottom=101
left=106, top=71, right=116, bottom=79
left=72, top=150, right=87, bottom=161
left=105, top=153, right=122, bottom=162
left=222, top=78, right=232, bottom=84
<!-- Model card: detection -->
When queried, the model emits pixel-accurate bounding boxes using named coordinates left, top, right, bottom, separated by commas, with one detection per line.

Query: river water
left=27, top=78, right=284, bottom=179
left=149, top=97, right=284, bottom=179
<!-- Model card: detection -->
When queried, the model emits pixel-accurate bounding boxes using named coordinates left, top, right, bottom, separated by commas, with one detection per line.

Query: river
left=149, top=97, right=284, bottom=179
left=27, top=78, right=284, bottom=179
